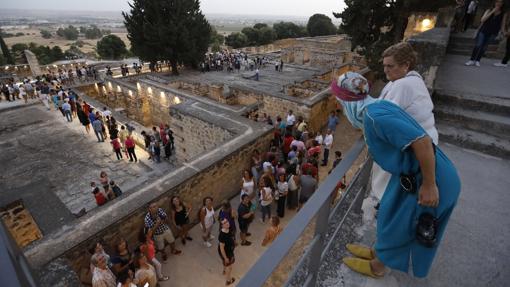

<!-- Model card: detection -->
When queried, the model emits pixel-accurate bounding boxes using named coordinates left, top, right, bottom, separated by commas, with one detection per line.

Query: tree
left=56, top=25, right=79, bottom=40
left=253, top=23, right=268, bottom=30
left=335, top=0, right=451, bottom=78
left=273, top=21, right=308, bottom=39
left=40, top=30, right=52, bottom=39
left=50, top=46, right=64, bottom=61
left=84, top=25, right=103, bottom=39
left=258, top=26, right=277, bottom=45
left=123, top=0, right=212, bottom=75
left=0, top=30, right=14, bottom=64
left=96, top=35, right=128, bottom=60
left=225, top=32, right=248, bottom=48
left=307, top=14, right=337, bottom=37
left=241, top=27, right=259, bottom=46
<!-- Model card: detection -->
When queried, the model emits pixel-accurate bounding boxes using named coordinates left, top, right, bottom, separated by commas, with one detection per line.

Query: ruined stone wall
left=308, top=95, right=338, bottom=133
left=169, top=109, right=234, bottom=162
left=63, top=130, right=273, bottom=277
left=230, top=87, right=262, bottom=106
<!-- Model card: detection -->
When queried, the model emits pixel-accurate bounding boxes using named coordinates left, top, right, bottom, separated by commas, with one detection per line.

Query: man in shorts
left=145, top=203, right=182, bottom=261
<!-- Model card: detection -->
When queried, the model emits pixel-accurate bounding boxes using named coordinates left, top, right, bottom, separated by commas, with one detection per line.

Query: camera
left=416, top=212, right=438, bottom=248
left=400, top=174, right=416, bottom=193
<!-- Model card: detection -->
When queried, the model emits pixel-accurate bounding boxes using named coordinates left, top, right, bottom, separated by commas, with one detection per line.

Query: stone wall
left=61, top=129, right=272, bottom=278
left=170, top=108, right=234, bottom=162
left=308, top=95, right=339, bottom=133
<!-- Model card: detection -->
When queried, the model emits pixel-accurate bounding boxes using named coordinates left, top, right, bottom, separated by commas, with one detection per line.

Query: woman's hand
left=418, top=182, right=440, bottom=207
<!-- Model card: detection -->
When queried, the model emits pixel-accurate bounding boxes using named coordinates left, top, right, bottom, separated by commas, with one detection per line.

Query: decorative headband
left=330, top=80, right=368, bottom=102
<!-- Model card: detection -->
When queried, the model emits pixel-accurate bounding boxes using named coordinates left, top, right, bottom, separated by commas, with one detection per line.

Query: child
left=110, top=180, right=123, bottom=198
left=110, top=138, right=123, bottom=160
left=92, top=186, right=107, bottom=206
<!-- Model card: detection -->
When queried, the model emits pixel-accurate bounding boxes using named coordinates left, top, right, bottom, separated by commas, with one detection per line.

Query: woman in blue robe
left=331, top=72, right=461, bottom=278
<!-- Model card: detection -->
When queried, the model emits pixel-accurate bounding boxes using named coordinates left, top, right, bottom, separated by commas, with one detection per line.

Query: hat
left=330, top=71, right=369, bottom=102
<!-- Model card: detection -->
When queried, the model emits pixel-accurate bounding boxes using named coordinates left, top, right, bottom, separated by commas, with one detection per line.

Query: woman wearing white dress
left=372, top=43, right=439, bottom=201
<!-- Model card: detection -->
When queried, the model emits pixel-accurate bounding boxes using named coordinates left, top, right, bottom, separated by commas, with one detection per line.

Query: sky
left=1, top=0, right=346, bottom=17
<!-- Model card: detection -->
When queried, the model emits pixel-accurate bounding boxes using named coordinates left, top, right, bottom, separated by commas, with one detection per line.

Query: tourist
left=321, top=129, right=334, bottom=166
left=276, top=173, right=288, bottom=218
left=77, top=104, right=91, bottom=133
left=92, top=186, right=107, bottom=206
left=91, top=253, right=116, bottom=287
left=332, top=71, right=460, bottom=279
left=218, top=200, right=237, bottom=243
left=296, top=117, right=307, bottom=140
left=237, top=194, right=254, bottom=246
left=125, top=135, right=138, bottom=162
left=199, top=197, right=215, bottom=248
left=465, top=0, right=507, bottom=66
left=282, top=129, right=294, bottom=162
left=110, top=238, right=134, bottom=276
left=279, top=59, right=284, bottom=72
left=286, top=171, right=300, bottom=210
left=62, top=99, right=72, bottom=122
left=261, top=216, right=283, bottom=247
left=134, top=252, right=158, bottom=287
left=240, top=169, right=256, bottom=203
left=260, top=176, right=273, bottom=223
left=329, top=151, right=343, bottom=174
left=170, top=196, right=193, bottom=245
left=92, top=117, right=105, bottom=142
left=99, top=171, right=114, bottom=200
left=138, top=228, right=170, bottom=282
left=494, top=10, right=510, bottom=67
left=119, top=126, right=129, bottom=151
left=116, top=271, right=136, bottom=287
left=251, top=149, right=262, bottom=183
left=111, top=138, right=123, bottom=160
left=463, top=0, right=479, bottom=31
left=89, top=242, right=111, bottom=272
left=375, top=44, right=439, bottom=202
left=141, top=131, right=153, bottom=160
left=453, top=0, right=467, bottom=32
left=110, top=181, right=123, bottom=198
left=40, top=83, right=50, bottom=110
left=286, top=110, right=296, bottom=129
left=327, top=111, right=339, bottom=132
left=218, top=218, right=236, bottom=286
left=298, top=169, right=317, bottom=209
left=153, top=140, right=161, bottom=163
left=102, top=107, right=112, bottom=118
left=144, top=203, right=182, bottom=262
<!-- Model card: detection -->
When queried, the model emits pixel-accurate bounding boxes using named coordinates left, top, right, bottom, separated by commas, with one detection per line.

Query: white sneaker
left=208, top=235, right=215, bottom=240
left=493, top=62, right=508, bottom=67
left=465, top=60, right=475, bottom=66
left=475, top=61, right=480, bottom=67
left=204, top=241, right=212, bottom=248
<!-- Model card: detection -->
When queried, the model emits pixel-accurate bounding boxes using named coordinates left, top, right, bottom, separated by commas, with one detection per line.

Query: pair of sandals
left=342, top=244, right=384, bottom=278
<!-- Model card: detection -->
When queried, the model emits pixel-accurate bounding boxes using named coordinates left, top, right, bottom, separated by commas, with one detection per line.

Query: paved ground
left=435, top=54, right=510, bottom=99
left=335, top=143, right=510, bottom=287
left=0, top=100, right=176, bottom=234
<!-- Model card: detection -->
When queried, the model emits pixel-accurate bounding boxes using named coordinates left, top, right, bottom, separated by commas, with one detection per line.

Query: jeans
left=277, top=195, right=286, bottom=218
left=94, top=130, right=104, bottom=142
left=502, top=37, right=510, bottom=64
left=114, top=148, right=123, bottom=160
left=127, top=147, right=137, bottom=162
left=64, top=110, right=72, bottom=122
left=470, top=32, right=495, bottom=61
left=261, top=204, right=271, bottom=222
left=322, top=148, right=330, bottom=165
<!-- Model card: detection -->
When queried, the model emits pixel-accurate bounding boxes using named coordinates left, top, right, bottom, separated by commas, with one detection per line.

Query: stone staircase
left=446, top=29, right=503, bottom=59
left=433, top=88, right=510, bottom=159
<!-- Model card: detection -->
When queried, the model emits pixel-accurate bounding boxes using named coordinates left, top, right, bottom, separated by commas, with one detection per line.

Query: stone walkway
left=333, top=143, right=510, bottom=287
left=0, top=100, right=176, bottom=234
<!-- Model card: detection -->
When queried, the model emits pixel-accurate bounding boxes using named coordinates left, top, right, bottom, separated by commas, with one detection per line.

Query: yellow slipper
left=346, top=244, right=375, bottom=260
left=342, top=257, right=384, bottom=278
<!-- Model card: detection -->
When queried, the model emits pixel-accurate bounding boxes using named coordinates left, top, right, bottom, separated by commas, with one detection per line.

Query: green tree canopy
left=40, top=30, right=52, bottom=39
left=258, top=26, right=277, bottom=45
left=273, top=21, right=308, bottom=39
left=335, top=0, right=451, bottom=78
left=307, top=14, right=337, bottom=37
left=96, top=35, right=128, bottom=60
left=123, top=0, right=212, bottom=75
left=0, top=30, right=14, bottom=64
left=253, top=23, right=268, bottom=30
left=84, top=25, right=103, bottom=39
left=225, top=32, right=248, bottom=48
left=56, top=25, right=79, bottom=40
left=241, top=24, right=276, bottom=46
left=241, top=27, right=259, bottom=46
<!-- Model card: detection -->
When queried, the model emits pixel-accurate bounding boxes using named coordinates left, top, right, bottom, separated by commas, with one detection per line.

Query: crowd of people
left=199, top=50, right=280, bottom=74
left=88, top=107, right=346, bottom=286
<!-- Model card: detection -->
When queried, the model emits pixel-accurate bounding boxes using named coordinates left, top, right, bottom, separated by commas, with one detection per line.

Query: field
left=3, top=27, right=130, bottom=55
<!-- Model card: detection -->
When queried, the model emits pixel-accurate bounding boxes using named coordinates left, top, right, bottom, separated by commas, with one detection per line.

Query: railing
left=238, top=137, right=369, bottom=287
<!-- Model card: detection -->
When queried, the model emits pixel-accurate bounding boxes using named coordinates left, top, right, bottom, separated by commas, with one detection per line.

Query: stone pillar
left=24, top=50, right=43, bottom=76
left=209, top=85, right=223, bottom=102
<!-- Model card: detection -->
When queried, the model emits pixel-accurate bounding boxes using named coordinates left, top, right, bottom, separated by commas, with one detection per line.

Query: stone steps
left=433, top=89, right=510, bottom=159
left=447, top=31, right=503, bottom=59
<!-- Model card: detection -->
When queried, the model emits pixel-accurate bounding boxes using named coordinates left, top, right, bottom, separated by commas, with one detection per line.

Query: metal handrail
left=237, top=136, right=366, bottom=287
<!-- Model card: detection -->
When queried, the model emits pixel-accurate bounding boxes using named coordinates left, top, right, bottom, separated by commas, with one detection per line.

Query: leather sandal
left=342, top=257, right=384, bottom=278
left=346, top=244, right=375, bottom=260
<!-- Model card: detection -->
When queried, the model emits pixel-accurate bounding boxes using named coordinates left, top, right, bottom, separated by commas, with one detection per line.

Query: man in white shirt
left=286, top=110, right=296, bottom=128
left=321, top=129, right=334, bottom=166
left=102, top=107, right=112, bottom=118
